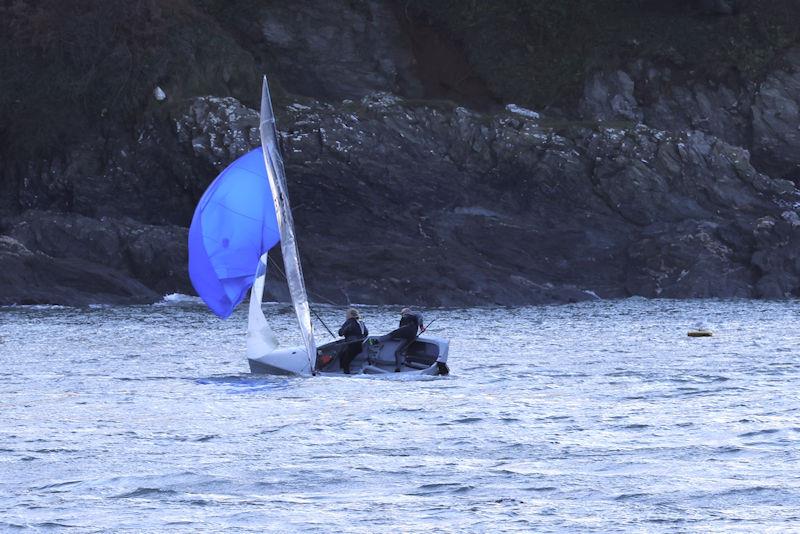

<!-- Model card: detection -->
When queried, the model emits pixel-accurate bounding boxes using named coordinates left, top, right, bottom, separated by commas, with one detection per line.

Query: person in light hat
left=337, top=308, right=369, bottom=374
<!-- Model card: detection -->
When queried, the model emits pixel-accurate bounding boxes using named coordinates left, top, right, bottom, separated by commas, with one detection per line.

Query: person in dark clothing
left=337, top=308, right=368, bottom=374
left=387, top=307, right=425, bottom=372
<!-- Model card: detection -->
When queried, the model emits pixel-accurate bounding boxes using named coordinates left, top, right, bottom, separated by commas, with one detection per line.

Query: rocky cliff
left=2, top=0, right=800, bottom=306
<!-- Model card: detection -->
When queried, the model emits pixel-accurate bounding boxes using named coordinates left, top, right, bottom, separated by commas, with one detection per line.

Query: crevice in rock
left=391, top=2, right=497, bottom=111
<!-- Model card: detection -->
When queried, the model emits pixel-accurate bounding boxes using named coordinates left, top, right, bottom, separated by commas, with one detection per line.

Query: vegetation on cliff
left=0, top=0, right=258, bottom=159
left=403, top=0, right=800, bottom=108
left=3, top=0, right=800, bottom=160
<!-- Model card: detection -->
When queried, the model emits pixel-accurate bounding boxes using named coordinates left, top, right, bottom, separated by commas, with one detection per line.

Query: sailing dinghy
left=189, top=77, right=450, bottom=376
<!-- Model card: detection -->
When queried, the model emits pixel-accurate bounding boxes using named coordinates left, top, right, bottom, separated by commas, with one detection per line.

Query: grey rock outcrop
left=579, top=47, right=800, bottom=184
left=0, top=211, right=190, bottom=305
left=5, top=80, right=800, bottom=306
left=580, top=60, right=751, bottom=149
left=580, top=70, right=642, bottom=123
left=168, top=92, right=798, bottom=304
left=752, top=48, right=800, bottom=179
left=7, top=125, right=200, bottom=227
left=176, top=96, right=261, bottom=168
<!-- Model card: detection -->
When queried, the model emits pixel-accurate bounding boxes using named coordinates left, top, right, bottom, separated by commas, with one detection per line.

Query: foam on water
left=1, top=299, right=799, bottom=532
left=158, top=293, right=203, bottom=304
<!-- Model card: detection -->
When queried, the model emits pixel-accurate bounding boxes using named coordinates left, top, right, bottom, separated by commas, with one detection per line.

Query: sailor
left=337, top=308, right=368, bottom=374
left=388, top=307, right=426, bottom=372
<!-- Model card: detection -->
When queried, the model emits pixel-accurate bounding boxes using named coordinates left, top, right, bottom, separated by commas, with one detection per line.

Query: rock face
left=0, top=211, right=189, bottom=305
left=752, top=48, right=800, bottom=180
left=124, top=90, right=794, bottom=305
left=177, top=96, right=261, bottom=168
left=3, top=1, right=800, bottom=306
left=0, top=211, right=190, bottom=305
left=580, top=71, right=642, bottom=123
left=577, top=47, right=800, bottom=182
left=257, top=0, right=423, bottom=100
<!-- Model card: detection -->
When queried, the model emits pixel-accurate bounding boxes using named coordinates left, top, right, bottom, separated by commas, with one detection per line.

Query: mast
left=259, top=76, right=317, bottom=373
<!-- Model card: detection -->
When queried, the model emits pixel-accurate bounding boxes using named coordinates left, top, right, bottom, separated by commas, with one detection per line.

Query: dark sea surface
left=1, top=298, right=799, bottom=532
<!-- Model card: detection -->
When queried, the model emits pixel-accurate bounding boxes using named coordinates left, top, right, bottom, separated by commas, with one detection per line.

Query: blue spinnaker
left=188, top=147, right=279, bottom=318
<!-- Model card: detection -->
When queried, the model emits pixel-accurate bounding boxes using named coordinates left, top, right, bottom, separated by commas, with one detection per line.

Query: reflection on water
left=1, top=298, right=800, bottom=531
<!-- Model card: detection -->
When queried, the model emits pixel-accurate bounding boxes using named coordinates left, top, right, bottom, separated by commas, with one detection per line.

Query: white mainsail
left=254, top=76, right=317, bottom=372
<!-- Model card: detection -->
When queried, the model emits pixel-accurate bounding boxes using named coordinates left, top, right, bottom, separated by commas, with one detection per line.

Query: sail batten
left=259, top=76, right=317, bottom=372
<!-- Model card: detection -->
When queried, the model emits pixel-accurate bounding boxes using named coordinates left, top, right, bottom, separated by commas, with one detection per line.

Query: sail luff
left=259, top=76, right=317, bottom=373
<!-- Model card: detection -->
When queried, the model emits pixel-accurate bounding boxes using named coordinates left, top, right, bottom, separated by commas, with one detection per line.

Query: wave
left=409, top=483, right=475, bottom=495
left=0, top=303, right=71, bottom=310
left=738, top=428, right=781, bottom=438
left=111, top=487, right=179, bottom=499
left=158, top=293, right=202, bottom=305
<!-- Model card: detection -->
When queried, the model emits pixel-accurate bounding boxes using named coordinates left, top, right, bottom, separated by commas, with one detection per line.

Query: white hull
left=248, top=335, right=450, bottom=377
left=248, top=346, right=313, bottom=376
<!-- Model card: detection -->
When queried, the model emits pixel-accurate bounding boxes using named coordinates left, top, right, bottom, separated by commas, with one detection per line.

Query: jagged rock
left=635, top=66, right=749, bottom=149
left=0, top=231, right=159, bottom=306
left=241, top=94, right=793, bottom=304
left=752, top=48, right=800, bottom=179
left=782, top=210, right=800, bottom=227
left=4, top=86, right=799, bottom=306
left=176, top=96, right=260, bottom=169
left=580, top=70, right=642, bottom=123
left=583, top=48, right=800, bottom=184
left=626, top=221, right=753, bottom=298
left=747, top=214, right=800, bottom=297
left=8, top=122, right=202, bottom=227
left=0, top=211, right=191, bottom=304
left=580, top=59, right=752, bottom=150
left=755, top=216, right=777, bottom=233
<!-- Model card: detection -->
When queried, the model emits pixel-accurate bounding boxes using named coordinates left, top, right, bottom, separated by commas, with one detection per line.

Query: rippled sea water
left=2, top=298, right=800, bottom=532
